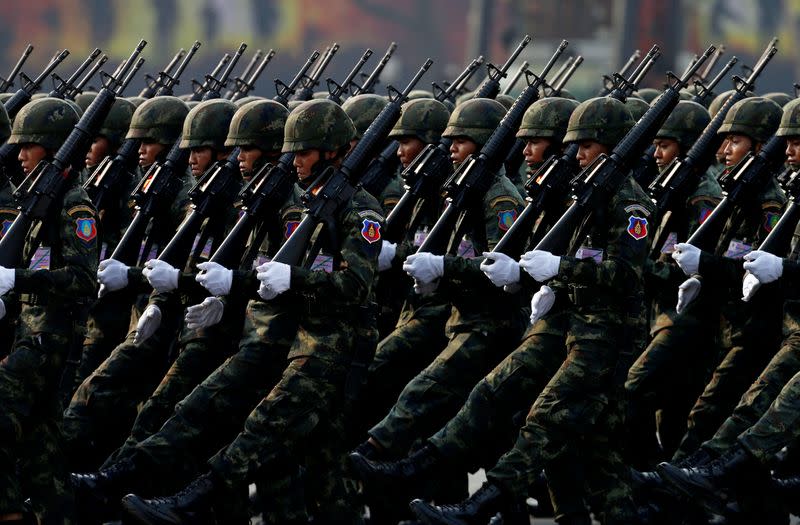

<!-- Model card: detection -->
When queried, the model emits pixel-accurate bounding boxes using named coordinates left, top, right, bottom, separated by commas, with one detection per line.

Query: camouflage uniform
left=0, top=98, right=97, bottom=523
left=0, top=104, right=19, bottom=359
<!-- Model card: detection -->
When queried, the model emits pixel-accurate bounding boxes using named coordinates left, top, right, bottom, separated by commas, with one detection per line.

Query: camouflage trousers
left=368, top=313, right=524, bottom=455
left=0, top=330, right=74, bottom=523
left=704, top=317, right=800, bottom=456
left=486, top=308, right=637, bottom=524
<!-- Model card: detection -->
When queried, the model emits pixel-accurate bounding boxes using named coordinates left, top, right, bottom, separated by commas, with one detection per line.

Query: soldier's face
left=723, top=134, right=753, bottom=167
left=575, top=140, right=608, bottom=169
left=18, top=143, right=47, bottom=175
left=86, top=136, right=111, bottom=168
left=293, top=148, right=336, bottom=181
left=189, top=147, right=215, bottom=178
left=522, top=138, right=552, bottom=167
left=653, top=138, right=681, bottom=170
left=785, top=137, right=800, bottom=167
left=238, top=146, right=263, bottom=179
left=396, top=137, right=426, bottom=168
left=449, top=137, right=478, bottom=165
left=715, top=138, right=729, bottom=164
left=139, top=141, right=166, bottom=168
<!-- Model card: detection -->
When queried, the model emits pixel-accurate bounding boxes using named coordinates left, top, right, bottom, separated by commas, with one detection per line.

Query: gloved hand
left=256, top=261, right=291, bottom=301
left=185, top=297, right=225, bottom=329
left=519, top=250, right=561, bottom=282
left=672, top=243, right=701, bottom=276
left=403, top=253, right=444, bottom=284
left=480, top=252, right=520, bottom=287
left=378, top=241, right=397, bottom=272
left=530, top=285, right=555, bottom=325
left=0, top=266, right=14, bottom=296
left=676, top=276, right=701, bottom=314
left=742, top=272, right=761, bottom=302
left=195, top=261, right=233, bottom=296
left=413, top=278, right=439, bottom=295
left=743, top=250, right=783, bottom=284
left=143, top=259, right=180, bottom=293
left=97, top=259, right=129, bottom=296
left=134, top=304, right=161, bottom=345
left=0, top=298, right=6, bottom=321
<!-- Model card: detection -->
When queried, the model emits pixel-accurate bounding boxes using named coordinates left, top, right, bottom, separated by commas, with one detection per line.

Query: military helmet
left=775, top=98, right=800, bottom=137
left=126, top=96, right=147, bottom=108
left=455, top=90, right=475, bottom=106
left=557, top=88, right=578, bottom=101
left=126, top=96, right=189, bottom=144
left=342, top=94, right=388, bottom=139
left=563, top=96, right=634, bottom=147
left=31, top=93, right=49, bottom=101
left=678, top=88, right=696, bottom=101
left=717, top=97, right=781, bottom=143
left=99, top=98, right=136, bottom=149
left=442, top=98, right=505, bottom=146
left=625, top=96, right=650, bottom=121
left=763, top=92, right=793, bottom=109
left=708, top=89, right=754, bottom=118
left=635, top=88, right=661, bottom=104
left=495, top=94, right=515, bottom=111
left=388, top=98, right=450, bottom=144
left=282, top=99, right=356, bottom=153
left=178, top=93, right=194, bottom=102
left=75, top=91, right=98, bottom=113
left=516, top=97, right=579, bottom=142
left=407, top=89, right=433, bottom=100
left=225, top=100, right=289, bottom=151
left=179, top=99, right=237, bottom=149
left=0, top=104, right=11, bottom=144
left=233, top=95, right=264, bottom=108
left=656, top=100, right=711, bottom=149
left=287, top=100, right=305, bottom=112
left=0, top=93, right=13, bottom=105
left=7, top=97, right=80, bottom=150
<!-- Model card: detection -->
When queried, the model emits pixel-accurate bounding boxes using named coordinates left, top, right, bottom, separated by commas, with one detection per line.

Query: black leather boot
left=119, top=472, right=217, bottom=525
left=409, top=481, right=508, bottom=525
left=71, top=458, right=139, bottom=522
left=350, top=443, right=440, bottom=487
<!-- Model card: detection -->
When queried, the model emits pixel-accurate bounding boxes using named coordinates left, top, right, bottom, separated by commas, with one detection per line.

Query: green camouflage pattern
left=388, top=98, right=450, bottom=144
left=563, top=96, right=634, bottom=147
left=656, top=100, right=711, bottom=149
left=125, top=96, right=189, bottom=144
left=708, top=89, right=753, bottom=118
left=407, top=89, right=433, bottom=100
left=7, top=97, right=80, bottom=151
left=126, top=96, right=147, bottom=108
left=342, top=94, right=388, bottom=139
left=442, top=97, right=506, bottom=146
left=74, top=91, right=98, bottom=113
left=625, top=96, right=650, bottom=120
left=98, top=98, right=136, bottom=149
left=776, top=98, right=800, bottom=137
left=455, top=90, right=474, bottom=106
left=516, top=97, right=579, bottom=140
left=225, top=99, right=289, bottom=151
left=233, top=95, right=264, bottom=108
left=282, top=99, right=356, bottom=152
left=718, top=97, right=782, bottom=142
left=495, top=94, right=515, bottom=110
left=635, top=88, right=661, bottom=104
left=763, top=91, right=793, bottom=108
left=179, top=99, right=237, bottom=150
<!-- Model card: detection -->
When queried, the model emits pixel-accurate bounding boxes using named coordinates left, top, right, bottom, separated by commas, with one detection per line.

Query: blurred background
left=0, top=0, right=797, bottom=100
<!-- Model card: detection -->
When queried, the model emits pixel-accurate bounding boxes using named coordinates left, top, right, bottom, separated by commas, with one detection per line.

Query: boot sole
left=656, top=463, right=728, bottom=516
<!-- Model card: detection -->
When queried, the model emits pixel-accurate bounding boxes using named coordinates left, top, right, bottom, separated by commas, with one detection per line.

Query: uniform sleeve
left=685, top=196, right=718, bottom=237
left=15, top=203, right=98, bottom=299
left=290, top=208, right=382, bottom=304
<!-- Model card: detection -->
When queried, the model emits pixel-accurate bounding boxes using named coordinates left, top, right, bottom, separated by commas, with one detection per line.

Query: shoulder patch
left=75, top=217, right=97, bottom=244
left=361, top=218, right=381, bottom=244
left=0, top=219, right=13, bottom=239
left=764, top=211, right=780, bottom=233
left=284, top=220, right=300, bottom=239
left=67, top=205, right=95, bottom=217
left=624, top=204, right=651, bottom=217
left=627, top=216, right=648, bottom=240
left=489, top=196, right=520, bottom=209
left=699, top=207, right=713, bottom=225
left=357, top=209, right=385, bottom=222
left=497, top=209, right=518, bottom=231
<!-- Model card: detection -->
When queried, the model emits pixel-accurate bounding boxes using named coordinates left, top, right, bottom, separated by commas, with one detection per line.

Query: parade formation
left=0, top=31, right=800, bottom=525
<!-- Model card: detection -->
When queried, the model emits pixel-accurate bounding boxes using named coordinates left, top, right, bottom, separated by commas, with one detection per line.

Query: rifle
left=69, top=54, right=110, bottom=100
left=502, top=60, right=530, bottom=95
left=530, top=47, right=714, bottom=258
left=454, top=56, right=485, bottom=97
left=225, top=49, right=262, bottom=99
left=0, top=44, right=33, bottom=92
left=148, top=42, right=200, bottom=98
left=189, top=53, right=231, bottom=101
left=326, top=48, right=373, bottom=105
left=271, top=59, right=433, bottom=267
left=292, top=43, right=339, bottom=101
left=696, top=45, right=724, bottom=84
left=598, top=49, right=640, bottom=96
left=542, top=57, right=573, bottom=94
left=754, top=168, right=800, bottom=257
left=229, top=49, right=275, bottom=102
left=0, top=40, right=147, bottom=268
left=548, top=56, right=583, bottom=97
left=201, top=42, right=247, bottom=101
left=47, top=48, right=102, bottom=99
left=471, top=35, right=531, bottom=100
left=351, top=42, right=397, bottom=95
left=273, top=50, right=321, bottom=107
left=417, top=39, right=568, bottom=256
left=4, top=49, right=70, bottom=119
left=648, top=39, right=777, bottom=255
left=155, top=148, right=243, bottom=267
left=139, top=47, right=186, bottom=98
left=689, top=55, right=738, bottom=107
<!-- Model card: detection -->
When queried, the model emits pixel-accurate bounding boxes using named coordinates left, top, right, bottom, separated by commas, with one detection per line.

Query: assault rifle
left=139, top=47, right=186, bottom=98
left=47, top=48, right=102, bottom=99
left=688, top=54, right=738, bottom=107
left=0, top=44, right=33, bottom=92
left=229, top=49, right=275, bottom=102
left=273, top=50, right=320, bottom=107
left=5, top=49, right=70, bottom=119
left=502, top=60, right=529, bottom=95
left=225, top=49, right=262, bottom=99
left=547, top=56, right=583, bottom=97
left=471, top=35, right=531, bottom=100
left=200, top=43, right=247, bottom=101
left=326, top=48, right=373, bottom=105
left=453, top=56, right=485, bottom=98
left=0, top=40, right=147, bottom=267
left=292, top=43, right=339, bottom=101
left=189, top=53, right=231, bottom=101
left=351, top=42, right=397, bottom=95
left=598, top=49, right=640, bottom=96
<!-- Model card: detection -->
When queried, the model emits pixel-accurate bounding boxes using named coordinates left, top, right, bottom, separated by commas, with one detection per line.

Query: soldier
left=0, top=98, right=96, bottom=524
left=83, top=98, right=136, bottom=178
left=0, top=104, right=18, bottom=359
left=225, top=99, right=290, bottom=181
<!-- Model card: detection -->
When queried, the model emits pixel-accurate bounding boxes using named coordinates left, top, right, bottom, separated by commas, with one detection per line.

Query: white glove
left=743, top=250, right=783, bottom=284
left=0, top=298, right=6, bottom=321
left=195, top=261, right=233, bottom=296
left=742, top=272, right=762, bottom=302
left=480, top=252, right=521, bottom=287
left=143, top=259, right=180, bottom=293
left=676, top=277, right=701, bottom=314
left=134, top=304, right=161, bottom=345
left=403, top=253, right=444, bottom=284
left=256, top=261, right=291, bottom=301
left=672, top=243, right=701, bottom=276
left=0, top=266, right=14, bottom=295
left=413, top=278, right=439, bottom=295
left=378, top=241, right=397, bottom=272
left=185, top=297, right=225, bottom=329
left=519, top=250, right=561, bottom=282
left=530, top=285, right=555, bottom=325
left=97, top=259, right=129, bottom=293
